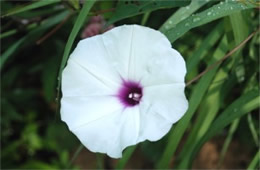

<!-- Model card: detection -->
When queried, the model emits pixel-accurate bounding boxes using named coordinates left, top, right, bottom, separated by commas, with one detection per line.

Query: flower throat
left=117, top=80, right=143, bottom=107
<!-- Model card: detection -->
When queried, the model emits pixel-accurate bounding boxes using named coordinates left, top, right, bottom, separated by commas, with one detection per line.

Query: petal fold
left=61, top=95, right=122, bottom=130
left=71, top=107, right=140, bottom=158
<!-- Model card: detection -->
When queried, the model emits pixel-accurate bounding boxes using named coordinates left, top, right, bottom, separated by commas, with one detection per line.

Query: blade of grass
left=0, top=29, right=17, bottom=39
left=156, top=36, right=229, bottom=169
left=188, top=89, right=260, bottom=165
left=96, top=153, right=104, bottom=169
left=229, top=11, right=249, bottom=83
left=115, top=145, right=136, bottom=169
left=108, top=0, right=191, bottom=24
left=2, top=0, right=61, bottom=17
left=164, top=0, right=256, bottom=43
left=247, top=113, right=259, bottom=146
left=0, top=23, right=38, bottom=39
left=247, top=151, right=260, bottom=170
left=68, top=144, right=84, bottom=168
left=57, top=0, right=95, bottom=102
left=159, top=0, right=209, bottom=33
left=0, top=10, right=69, bottom=69
left=141, top=11, right=151, bottom=26
left=217, top=118, right=240, bottom=168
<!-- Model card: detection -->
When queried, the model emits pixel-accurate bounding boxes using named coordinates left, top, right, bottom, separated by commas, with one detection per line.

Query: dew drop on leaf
left=193, top=17, right=201, bottom=22
left=185, top=23, right=190, bottom=27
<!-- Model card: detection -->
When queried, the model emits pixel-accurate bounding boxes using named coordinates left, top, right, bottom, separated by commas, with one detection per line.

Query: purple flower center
left=117, top=80, right=143, bottom=107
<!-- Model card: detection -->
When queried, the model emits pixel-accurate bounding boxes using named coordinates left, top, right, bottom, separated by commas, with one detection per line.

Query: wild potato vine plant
left=1, top=0, right=259, bottom=169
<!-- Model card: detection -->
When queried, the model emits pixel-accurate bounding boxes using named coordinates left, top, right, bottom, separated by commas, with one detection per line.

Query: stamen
left=117, top=80, right=143, bottom=107
left=129, top=92, right=142, bottom=102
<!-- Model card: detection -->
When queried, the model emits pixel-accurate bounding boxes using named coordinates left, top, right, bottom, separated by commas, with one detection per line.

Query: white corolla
left=61, top=25, right=188, bottom=158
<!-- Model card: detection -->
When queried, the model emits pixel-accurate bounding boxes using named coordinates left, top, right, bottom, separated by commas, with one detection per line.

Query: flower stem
left=68, top=144, right=84, bottom=168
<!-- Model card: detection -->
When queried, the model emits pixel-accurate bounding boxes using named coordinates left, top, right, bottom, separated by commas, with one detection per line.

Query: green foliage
left=108, top=0, right=191, bottom=24
left=164, top=0, right=256, bottom=43
left=248, top=151, right=260, bottom=170
left=1, top=10, right=69, bottom=69
left=1, top=0, right=61, bottom=17
left=115, top=145, right=137, bottom=169
left=1, top=0, right=259, bottom=169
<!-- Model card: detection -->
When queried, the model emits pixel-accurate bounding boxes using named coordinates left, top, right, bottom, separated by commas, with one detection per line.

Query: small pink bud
left=81, top=15, right=114, bottom=39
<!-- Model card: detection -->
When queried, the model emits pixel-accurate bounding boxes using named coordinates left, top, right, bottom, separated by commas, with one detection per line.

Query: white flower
left=61, top=25, right=188, bottom=158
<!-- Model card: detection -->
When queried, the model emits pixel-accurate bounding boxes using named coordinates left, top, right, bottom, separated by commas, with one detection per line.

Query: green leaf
left=217, top=118, right=240, bottom=167
left=42, top=53, right=60, bottom=102
left=96, top=153, right=105, bottom=169
left=67, top=0, right=80, bottom=10
left=164, top=0, right=256, bottom=43
left=115, top=145, right=137, bottom=169
left=57, top=0, right=96, bottom=98
left=68, top=144, right=84, bottom=168
left=156, top=36, right=229, bottom=169
left=2, top=0, right=61, bottom=17
left=0, top=10, right=69, bottom=69
left=247, top=113, right=259, bottom=146
left=229, top=11, right=249, bottom=82
left=159, top=0, right=209, bottom=33
left=189, top=89, right=260, bottom=164
left=247, top=151, right=260, bottom=170
left=108, top=0, right=191, bottom=24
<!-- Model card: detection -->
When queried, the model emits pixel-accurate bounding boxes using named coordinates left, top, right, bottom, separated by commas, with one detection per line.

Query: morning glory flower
left=61, top=25, right=188, bottom=158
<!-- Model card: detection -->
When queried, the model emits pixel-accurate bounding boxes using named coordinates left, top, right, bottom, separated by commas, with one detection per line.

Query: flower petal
left=69, top=35, right=123, bottom=89
left=128, top=25, right=186, bottom=86
left=62, top=59, right=117, bottom=97
left=71, top=107, right=140, bottom=158
left=101, top=25, right=134, bottom=78
left=137, top=104, right=172, bottom=142
left=140, top=83, right=188, bottom=124
left=61, top=95, right=122, bottom=131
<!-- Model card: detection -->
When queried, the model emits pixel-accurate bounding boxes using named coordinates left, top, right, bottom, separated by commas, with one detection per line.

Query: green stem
left=217, top=118, right=240, bottom=168
left=141, top=11, right=151, bottom=26
left=247, top=113, right=259, bottom=146
left=247, top=151, right=260, bottom=170
left=0, top=23, right=37, bottom=39
left=68, top=144, right=84, bottom=168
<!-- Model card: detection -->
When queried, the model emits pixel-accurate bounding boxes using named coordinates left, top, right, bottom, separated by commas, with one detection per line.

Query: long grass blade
left=115, top=145, right=136, bottom=169
left=2, top=0, right=61, bottom=17
left=0, top=11, right=69, bottom=69
left=247, top=151, right=260, bottom=170
left=159, top=0, right=209, bottom=33
left=217, top=118, right=240, bottom=168
left=165, top=0, right=256, bottom=43
left=189, top=89, right=260, bottom=165
left=247, top=113, right=259, bottom=146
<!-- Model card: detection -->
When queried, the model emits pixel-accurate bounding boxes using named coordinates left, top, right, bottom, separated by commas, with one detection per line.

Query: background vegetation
left=1, top=0, right=259, bottom=169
